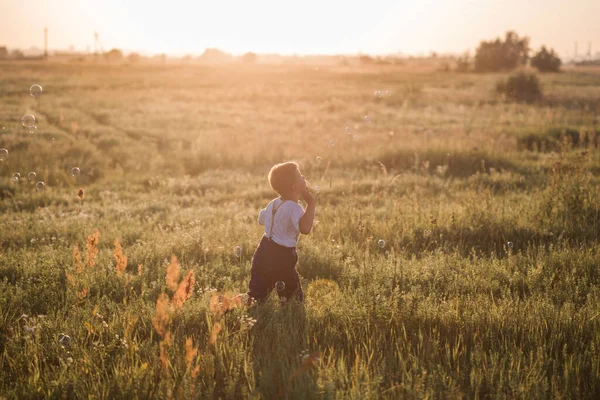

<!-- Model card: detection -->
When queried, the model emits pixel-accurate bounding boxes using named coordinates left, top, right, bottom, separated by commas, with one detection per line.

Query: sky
left=0, top=0, right=598, bottom=57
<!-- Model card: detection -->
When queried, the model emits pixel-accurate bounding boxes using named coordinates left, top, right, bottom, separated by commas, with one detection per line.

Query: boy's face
left=291, top=169, right=307, bottom=195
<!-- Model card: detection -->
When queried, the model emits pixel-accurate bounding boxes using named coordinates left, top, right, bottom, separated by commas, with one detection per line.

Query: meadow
left=1, top=60, right=600, bottom=399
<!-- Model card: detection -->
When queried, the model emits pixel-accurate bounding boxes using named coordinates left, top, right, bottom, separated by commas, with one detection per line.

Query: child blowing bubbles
left=248, top=162, right=316, bottom=303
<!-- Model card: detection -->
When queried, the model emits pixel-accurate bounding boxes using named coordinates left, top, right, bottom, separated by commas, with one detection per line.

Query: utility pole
left=44, top=27, right=48, bottom=60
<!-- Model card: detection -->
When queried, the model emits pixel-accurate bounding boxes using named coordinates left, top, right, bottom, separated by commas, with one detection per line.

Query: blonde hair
left=268, top=162, right=299, bottom=195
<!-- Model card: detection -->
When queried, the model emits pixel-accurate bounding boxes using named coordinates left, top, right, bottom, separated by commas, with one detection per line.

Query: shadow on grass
left=247, top=301, right=318, bottom=399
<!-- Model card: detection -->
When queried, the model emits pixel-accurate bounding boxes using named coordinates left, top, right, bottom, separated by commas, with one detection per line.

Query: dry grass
left=0, top=61, right=600, bottom=398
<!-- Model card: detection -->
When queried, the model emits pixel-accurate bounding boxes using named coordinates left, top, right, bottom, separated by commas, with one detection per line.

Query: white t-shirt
left=258, top=198, right=305, bottom=248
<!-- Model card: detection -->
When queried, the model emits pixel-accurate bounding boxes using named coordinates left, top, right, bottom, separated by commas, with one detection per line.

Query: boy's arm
left=298, top=191, right=316, bottom=235
left=258, top=208, right=266, bottom=226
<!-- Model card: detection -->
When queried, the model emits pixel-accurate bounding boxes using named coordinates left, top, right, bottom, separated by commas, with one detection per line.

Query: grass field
left=1, top=60, right=600, bottom=398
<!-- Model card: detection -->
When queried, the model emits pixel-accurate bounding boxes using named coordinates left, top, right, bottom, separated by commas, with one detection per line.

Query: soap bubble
left=353, top=135, right=359, bottom=141
left=70, top=167, right=80, bottom=177
left=363, top=115, right=372, bottom=124
left=374, top=90, right=383, bottom=99
left=11, top=173, right=20, bottom=183
left=58, top=333, right=71, bottom=349
left=233, top=246, right=242, bottom=258
left=22, top=114, right=36, bottom=128
left=314, top=185, right=320, bottom=193
left=27, top=172, right=36, bottom=181
left=28, top=126, right=37, bottom=134
left=377, top=239, right=386, bottom=249
left=507, top=241, right=513, bottom=249
left=328, top=140, right=335, bottom=148
left=0, top=148, right=8, bottom=161
left=316, top=156, right=322, bottom=164
left=36, top=181, right=45, bottom=191
left=275, top=281, right=285, bottom=292
left=345, top=126, right=352, bottom=135
left=385, top=89, right=391, bottom=97
left=30, top=84, right=43, bottom=97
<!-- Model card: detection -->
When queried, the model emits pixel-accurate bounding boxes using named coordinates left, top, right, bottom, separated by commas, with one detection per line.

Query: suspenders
left=267, top=199, right=288, bottom=240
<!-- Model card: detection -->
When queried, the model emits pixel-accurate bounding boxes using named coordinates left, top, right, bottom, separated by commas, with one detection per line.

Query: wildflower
left=185, top=337, right=198, bottom=370
left=173, top=270, right=195, bottom=309
left=209, top=322, right=222, bottom=345
left=152, top=293, right=173, bottom=337
left=114, top=238, right=127, bottom=276
left=166, top=256, right=180, bottom=291
left=289, top=351, right=322, bottom=381
left=159, top=340, right=169, bottom=376
left=77, top=286, right=88, bottom=300
left=84, top=230, right=99, bottom=269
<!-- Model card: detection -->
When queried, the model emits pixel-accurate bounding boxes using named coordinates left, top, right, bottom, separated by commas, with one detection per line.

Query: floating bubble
left=377, top=239, right=386, bottom=249
left=70, top=167, right=81, bottom=177
left=314, top=185, right=320, bottom=193
left=12, top=172, right=21, bottom=180
left=0, top=148, right=8, bottom=161
left=28, top=172, right=37, bottom=181
left=11, top=176, right=19, bottom=184
left=345, top=126, right=352, bottom=135
left=30, top=84, right=43, bottom=97
left=353, top=135, right=359, bottom=141
left=507, top=241, right=513, bottom=249
left=316, top=156, right=322, bottom=164
left=22, top=114, right=36, bottom=128
left=233, top=246, right=242, bottom=258
left=328, top=140, right=335, bottom=148
left=374, top=90, right=383, bottom=99
left=58, top=333, right=71, bottom=349
left=36, top=181, right=45, bottom=191
left=28, top=126, right=37, bottom=134
left=363, top=115, right=372, bottom=124
left=275, top=281, right=285, bottom=292
left=385, top=89, right=392, bottom=97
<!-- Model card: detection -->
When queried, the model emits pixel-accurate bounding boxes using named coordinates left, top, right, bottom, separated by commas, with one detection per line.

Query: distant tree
left=105, top=48, right=123, bottom=62
left=359, top=55, right=373, bottom=65
left=10, top=49, right=24, bottom=60
left=127, top=52, right=141, bottom=63
left=531, top=46, right=561, bottom=72
left=201, top=48, right=232, bottom=63
left=241, top=52, right=257, bottom=64
left=496, top=71, right=543, bottom=103
left=153, top=54, right=167, bottom=63
left=455, top=52, right=471, bottom=73
left=0, top=46, right=8, bottom=59
left=474, top=31, right=529, bottom=72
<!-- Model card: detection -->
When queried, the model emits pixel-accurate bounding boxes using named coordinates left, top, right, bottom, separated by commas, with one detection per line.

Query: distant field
left=1, top=61, right=600, bottom=398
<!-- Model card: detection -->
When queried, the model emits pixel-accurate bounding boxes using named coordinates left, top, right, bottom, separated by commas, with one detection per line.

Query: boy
left=248, top=162, right=316, bottom=303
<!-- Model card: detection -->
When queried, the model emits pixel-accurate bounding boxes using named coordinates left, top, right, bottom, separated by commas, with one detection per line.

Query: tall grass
left=1, top=61, right=600, bottom=398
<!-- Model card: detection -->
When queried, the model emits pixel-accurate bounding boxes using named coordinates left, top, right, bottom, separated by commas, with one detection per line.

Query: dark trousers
left=248, top=236, right=304, bottom=302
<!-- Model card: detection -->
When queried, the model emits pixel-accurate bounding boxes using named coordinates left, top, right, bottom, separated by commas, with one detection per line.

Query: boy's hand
left=300, top=187, right=315, bottom=204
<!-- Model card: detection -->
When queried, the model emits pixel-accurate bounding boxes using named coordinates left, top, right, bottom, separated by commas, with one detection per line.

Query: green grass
left=1, top=61, right=600, bottom=398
